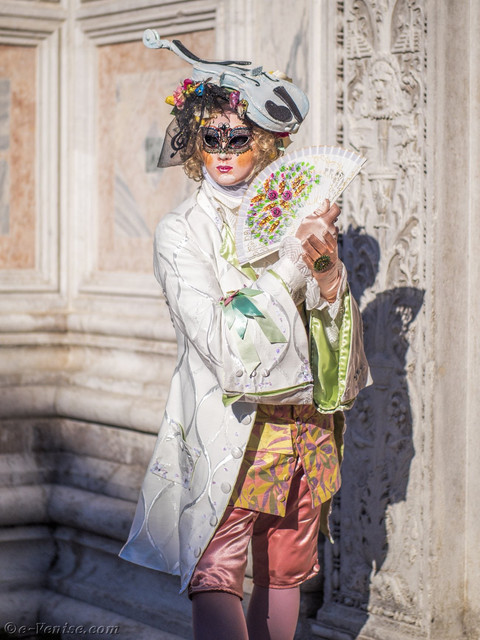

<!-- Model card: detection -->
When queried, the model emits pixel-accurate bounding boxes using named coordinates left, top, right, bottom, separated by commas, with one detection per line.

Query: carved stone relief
left=316, top=0, right=427, bottom=636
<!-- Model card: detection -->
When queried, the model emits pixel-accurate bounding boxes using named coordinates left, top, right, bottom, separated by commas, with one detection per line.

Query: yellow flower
left=165, top=95, right=175, bottom=106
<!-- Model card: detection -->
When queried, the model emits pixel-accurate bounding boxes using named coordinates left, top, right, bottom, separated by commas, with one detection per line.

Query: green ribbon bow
left=221, top=288, right=286, bottom=374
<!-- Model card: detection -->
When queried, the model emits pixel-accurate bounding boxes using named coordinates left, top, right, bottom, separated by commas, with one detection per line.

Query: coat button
left=209, top=515, right=218, bottom=527
left=231, top=447, right=243, bottom=459
left=221, top=482, right=231, bottom=493
left=250, top=370, right=257, bottom=378
left=236, top=369, right=243, bottom=377
left=278, top=494, right=286, bottom=502
left=240, top=414, right=252, bottom=425
left=261, top=369, right=270, bottom=377
left=194, top=547, right=202, bottom=558
left=313, top=563, right=321, bottom=572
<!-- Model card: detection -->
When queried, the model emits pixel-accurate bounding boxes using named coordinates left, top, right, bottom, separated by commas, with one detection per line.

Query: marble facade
left=0, top=45, right=36, bottom=269
left=96, top=33, right=211, bottom=272
left=0, top=1, right=479, bottom=639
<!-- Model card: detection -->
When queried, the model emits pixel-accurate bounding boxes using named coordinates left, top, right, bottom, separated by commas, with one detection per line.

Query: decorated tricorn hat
left=143, top=29, right=309, bottom=135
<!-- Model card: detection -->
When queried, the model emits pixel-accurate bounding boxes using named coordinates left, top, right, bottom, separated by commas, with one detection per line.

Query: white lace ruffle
left=280, top=236, right=346, bottom=320
left=279, top=236, right=311, bottom=277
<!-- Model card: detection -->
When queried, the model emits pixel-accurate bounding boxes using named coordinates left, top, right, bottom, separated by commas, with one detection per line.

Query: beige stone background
left=0, top=1, right=479, bottom=639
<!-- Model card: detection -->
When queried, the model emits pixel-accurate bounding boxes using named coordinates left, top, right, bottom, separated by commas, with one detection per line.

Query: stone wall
left=0, top=1, right=479, bottom=639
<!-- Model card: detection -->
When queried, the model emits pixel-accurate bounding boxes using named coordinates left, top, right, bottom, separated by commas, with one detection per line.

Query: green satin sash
left=222, top=383, right=312, bottom=407
left=309, top=289, right=354, bottom=413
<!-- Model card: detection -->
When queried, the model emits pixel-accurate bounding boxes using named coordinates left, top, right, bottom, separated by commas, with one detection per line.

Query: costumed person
left=120, top=31, right=369, bottom=640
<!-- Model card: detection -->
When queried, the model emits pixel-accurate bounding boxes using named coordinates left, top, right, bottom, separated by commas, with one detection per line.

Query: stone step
left=0, top=589, right=187, bottom=640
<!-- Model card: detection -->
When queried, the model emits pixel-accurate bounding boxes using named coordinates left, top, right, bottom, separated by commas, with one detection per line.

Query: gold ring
left=313, top=255, right=331, bottom=272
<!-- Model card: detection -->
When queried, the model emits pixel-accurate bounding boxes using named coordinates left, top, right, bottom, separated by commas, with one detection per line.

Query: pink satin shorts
left=188, top=465, right=322, bottom=600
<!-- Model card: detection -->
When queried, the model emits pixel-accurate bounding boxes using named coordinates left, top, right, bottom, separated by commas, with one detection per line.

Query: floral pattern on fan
left=246, top=161, right=320, bottom=246
left=235, top=146, right=366, bottom=266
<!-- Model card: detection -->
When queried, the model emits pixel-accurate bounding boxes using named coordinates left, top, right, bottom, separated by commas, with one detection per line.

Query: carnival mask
left=202, top=124, right=253, bottom=155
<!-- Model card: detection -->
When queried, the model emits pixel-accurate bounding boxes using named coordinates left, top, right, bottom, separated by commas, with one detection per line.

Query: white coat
left=119, top=181, right=369, bottom=593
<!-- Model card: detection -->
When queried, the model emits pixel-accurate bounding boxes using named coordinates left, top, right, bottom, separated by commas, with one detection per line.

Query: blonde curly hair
left=184, top=118, right=281, bottom=182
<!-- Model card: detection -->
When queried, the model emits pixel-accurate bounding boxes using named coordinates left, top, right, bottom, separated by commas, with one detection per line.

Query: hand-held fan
left=235, top=146, right=366, bottom=265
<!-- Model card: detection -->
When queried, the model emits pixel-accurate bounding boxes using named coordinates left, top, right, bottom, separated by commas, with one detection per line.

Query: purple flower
left=282, top=190, right=293, bottom=201
left=229, top=90, right=240, bottom=109
left=271, top=207, right=282, bottom=218
left=267, top=190, right=278, bottom=201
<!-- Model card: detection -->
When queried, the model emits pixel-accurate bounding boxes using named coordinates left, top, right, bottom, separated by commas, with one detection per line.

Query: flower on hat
left=165, top=79, right=204, bottom=110
left=229, top=90, right=240, bottom=110
left=172, top=85, right=186, bottom=108
left=237, top=99, right=248, bottom=118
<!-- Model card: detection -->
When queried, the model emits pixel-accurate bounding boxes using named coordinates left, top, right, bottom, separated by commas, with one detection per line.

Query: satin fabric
left=188, top=464, right=321, bottom=600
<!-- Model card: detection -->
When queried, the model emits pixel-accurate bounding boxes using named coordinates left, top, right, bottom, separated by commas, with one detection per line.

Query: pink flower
left=271, top=207, right=282, bottom=217
left=267, top=190, right=278, bottom=201
left=182, top=79, right=193, bottom=90
left=229, top=90, right=240, bottom=109
left=173, top=85, right=185, bottom=109
left=282, top=190, right=292, bottom=201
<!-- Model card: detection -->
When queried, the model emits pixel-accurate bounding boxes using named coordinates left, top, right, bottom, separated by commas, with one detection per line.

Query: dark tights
left=192, top=585, right=300, bottom=640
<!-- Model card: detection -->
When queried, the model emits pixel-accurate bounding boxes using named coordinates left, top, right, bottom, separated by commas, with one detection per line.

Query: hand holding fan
left=235, top=146, right=366, bottom=265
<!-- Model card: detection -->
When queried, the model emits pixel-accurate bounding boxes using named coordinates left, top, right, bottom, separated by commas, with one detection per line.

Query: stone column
left=312, top=1, right=480, bottom=639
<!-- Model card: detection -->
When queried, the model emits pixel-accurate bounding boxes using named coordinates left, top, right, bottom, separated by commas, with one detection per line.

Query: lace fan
left=235, top=146, right=366, bottom=265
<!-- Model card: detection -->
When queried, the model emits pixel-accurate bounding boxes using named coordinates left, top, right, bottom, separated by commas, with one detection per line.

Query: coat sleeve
left=153, top=209, right=314, bottom=404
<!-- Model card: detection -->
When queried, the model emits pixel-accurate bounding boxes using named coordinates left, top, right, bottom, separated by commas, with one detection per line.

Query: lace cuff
left=279, top=236, right=310, bottom=277
left=276, top=237, right=351, bottom=324
left=269, top=258, right=307, bottom=306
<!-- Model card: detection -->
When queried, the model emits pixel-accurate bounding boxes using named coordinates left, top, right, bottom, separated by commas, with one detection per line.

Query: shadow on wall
left=317, top=225, right=425, bottom=632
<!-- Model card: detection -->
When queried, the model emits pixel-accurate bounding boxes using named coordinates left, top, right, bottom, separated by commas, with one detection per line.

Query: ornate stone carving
left=315, top=0, right=427, bottom=636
